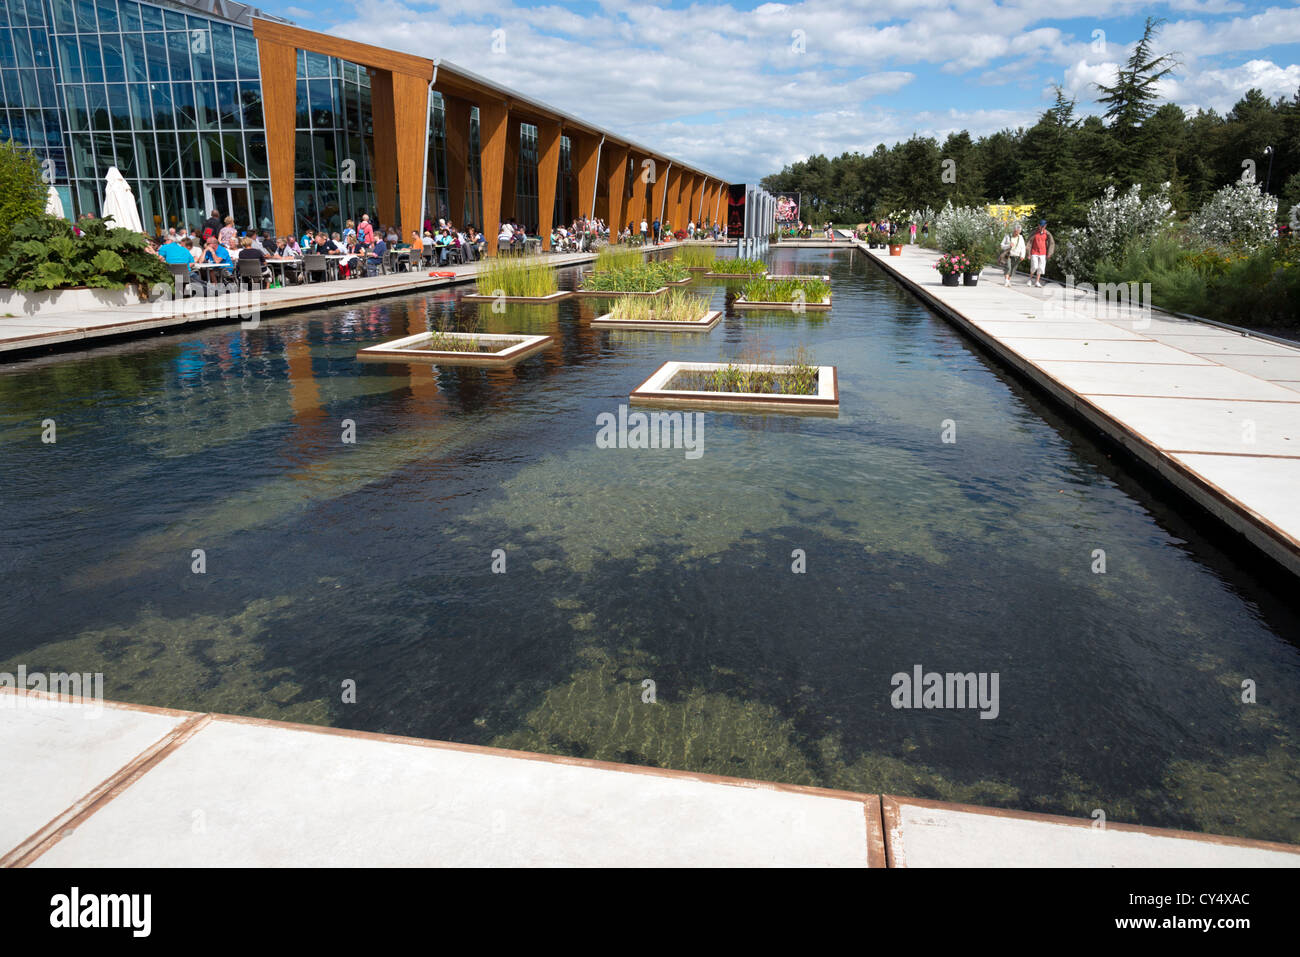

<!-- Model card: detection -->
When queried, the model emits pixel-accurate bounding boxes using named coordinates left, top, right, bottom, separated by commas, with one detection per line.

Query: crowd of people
left=615, top=218, right=725, bottom=244
left=149, top=210, right=491, bottom=293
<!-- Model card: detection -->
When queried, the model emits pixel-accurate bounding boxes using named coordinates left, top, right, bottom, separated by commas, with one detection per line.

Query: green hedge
left=0, top=140, right=47, bottom=251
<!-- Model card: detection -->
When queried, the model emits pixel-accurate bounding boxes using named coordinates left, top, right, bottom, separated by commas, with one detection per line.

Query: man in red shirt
left=1028, top=219, right=1055, bottom=288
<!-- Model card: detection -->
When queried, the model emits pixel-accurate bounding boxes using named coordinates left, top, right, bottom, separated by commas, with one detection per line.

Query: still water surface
left=2, top=248, right=1297, bottom=842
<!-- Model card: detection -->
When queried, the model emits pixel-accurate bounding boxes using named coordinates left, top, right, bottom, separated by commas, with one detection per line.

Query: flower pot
left=889, top=244, right=904, bottom=256
left=963, top=271, right=979, bottom=286
left=941, top=273, right=960, bottom=286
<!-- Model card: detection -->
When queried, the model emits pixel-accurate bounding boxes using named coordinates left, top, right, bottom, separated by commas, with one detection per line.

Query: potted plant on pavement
left=933, top=251, right=968, bottom=287
left=888, top=211, right=908, bottom=255
left=961, top=246, right=985, bottom=285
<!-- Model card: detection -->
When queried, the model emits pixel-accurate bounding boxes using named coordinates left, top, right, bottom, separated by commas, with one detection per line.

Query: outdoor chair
left=237, top=259, right=266, bottom=291
left=167, top=263, right=197, bottom=297
left=302, top=253, right=329, bottom=283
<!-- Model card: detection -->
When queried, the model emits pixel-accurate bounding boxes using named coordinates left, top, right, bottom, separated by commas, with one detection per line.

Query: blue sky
left=248, top=0, right=1300, bottom=184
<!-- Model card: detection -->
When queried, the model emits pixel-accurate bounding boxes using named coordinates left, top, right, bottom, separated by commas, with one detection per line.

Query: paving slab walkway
left=863, top=244, right=1300, bottom=577
left=2, top=689, right=1297, bottom=867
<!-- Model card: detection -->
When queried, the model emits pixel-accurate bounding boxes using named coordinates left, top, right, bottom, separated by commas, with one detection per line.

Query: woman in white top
left=1000, top=225, right=1026, bottom=286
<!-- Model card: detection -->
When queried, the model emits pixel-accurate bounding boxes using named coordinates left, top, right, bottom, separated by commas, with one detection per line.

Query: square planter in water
left=358, top=330, right=553, bottom=366
left=592, top=309, right=722, bottom=332
left=630, top=360, right=838, bottom=415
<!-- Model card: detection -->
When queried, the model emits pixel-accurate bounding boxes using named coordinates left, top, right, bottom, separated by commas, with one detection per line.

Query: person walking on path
left=999, top=224, right=1026, bottom=287
left=909, top=221, right=917, bottom=244
left=1027, top=219, right=1055, bottom=288
left=640, top=218, right=648, bottom=244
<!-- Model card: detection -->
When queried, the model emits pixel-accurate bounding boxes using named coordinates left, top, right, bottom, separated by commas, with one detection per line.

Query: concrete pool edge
left=3, top=687, right=1296, bottom=867
left=860, top=242, right=1300, bottom=579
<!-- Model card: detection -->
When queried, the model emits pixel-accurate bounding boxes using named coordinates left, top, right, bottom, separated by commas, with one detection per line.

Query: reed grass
left=739, top=277, right=830, bottom=303
left=474, top=256, right=558, bottom=297
left=675, top=246, right=716, bottom=268
left=609, top=289, right=710, bottom=322
left=708, top=258, right=766, bottom=275
left=421, top=330, right=523, bottom=353
left=593, top=246, right=643, bottom=273
left=668, top=347, right=819, bottom=395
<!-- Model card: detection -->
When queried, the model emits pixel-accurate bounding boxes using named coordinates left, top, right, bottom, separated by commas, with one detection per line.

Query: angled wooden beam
left=255, top=37, right=297, bottom=236
left=536, top=118, right=562, bottom=250
left=478, top=98, right=509, bottom=256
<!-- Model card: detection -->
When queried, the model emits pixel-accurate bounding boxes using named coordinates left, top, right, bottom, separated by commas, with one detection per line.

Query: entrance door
left=204, top=181, right=252, bottom=233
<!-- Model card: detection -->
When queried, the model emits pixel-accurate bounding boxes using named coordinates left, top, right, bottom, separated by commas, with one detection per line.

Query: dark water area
left=2, top=247, right=1297, bottom=843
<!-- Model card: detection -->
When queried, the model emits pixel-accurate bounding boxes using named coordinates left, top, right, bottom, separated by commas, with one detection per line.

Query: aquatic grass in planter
left=474, top=256, right=558, bottom=297
left=675, top=246, right=716, bottom=268
left=609, top=289, right=711, bottom=323
left=738, top=277, right=830, bottom=304
left=707, top=258, right=767, bottom=275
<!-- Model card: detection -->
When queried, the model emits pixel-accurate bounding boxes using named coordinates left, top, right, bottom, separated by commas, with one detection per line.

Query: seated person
left=236, top=236, right=270, bottom=285
left=198, top=236, right=235, bottom=280
left=366, top=236, right=388, bottom=275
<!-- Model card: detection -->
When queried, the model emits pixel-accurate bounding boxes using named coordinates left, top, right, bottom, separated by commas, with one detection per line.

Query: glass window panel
left=194, top=80, right=216, bottom=129
left=308, top=79, right=333, bottom=129
left=96, top=0, right=119, bottom=32
left=57, top=36, right=81, bottom=83
left=32, top=29, right=52, bottom=70
left=296, top=49, right=305, bottom=79
left=86, top=84, right=110, bottom=131
left=45, top=109, right=64, bottom=144
left=294, top=130, right=311, bottom=179
left=167, top=31, right=190, bottom=81
left=160, top=179, right=183, bottom=229
left=222, top=132, right=245, bottom=178
left=149, top=81, right=172, bottom=127
left=210, top=23, right=235, bottom=81
left=305, top=51, right=330, bottom=78
left=171, top=80, right=193, bottom=127
left=20, top=70, right=38, bottom=106
left=9, top=3, right=30, bottom=27
left=65, top=85, right=87, bottom=131
left=138, top=180, right=162, bottom=236
left=199, top=130, right=221, bottom=177
left=78, top=182, right=101, bottom=220
left=37, top=69, right=58, bottom=107
left=189, top=25, right=213, bottom=81
left=239, top=83, right=261, bottom=127
left=179, top=133, right=201, bottom=178
left=75, top=2, right=97, bottom=32
left=295, top=79, right=308, bottom=128
left=245, top=130, right=267, bottom=178
left=80, top=35, right=103, bottom=83
left=121, top=1, right=142, bottom=33
left=312, top=130, right=336, bottom=179
left=155, top=129, right=179, bottom=175
left=52, top=0, right=77, bottom=33
left=123, top=32, right=147, bottom=82
left=140, top=3, right=163, bottom=31
left=112, top=131, right=135, bottom=176
left=106, top=82, right=129, bottom=129
left=128, top=82, right=149, bottom=127
left=0, top=114, right=11, bottom=142
left=233, top=29, right=257, bottom=80
left=100, top=33, right=125, bottom=82
left=8, top=110, right=27, bottom=145
left=144, top=30, right=167, bottom=81
left=0, top=74, right=16, bottom=110
left=162, top=10, right=186, bottom=31
left=215, top=80, right=238, bottom=127
left=131, top=134, right=154, bottom=181
left=92, top=131, right=114, bottom=172
left=251, top=182, right=272, bottom=232
left=0, top=33, right=15, bottom=71
left=13, top=27, right=35, bottom=70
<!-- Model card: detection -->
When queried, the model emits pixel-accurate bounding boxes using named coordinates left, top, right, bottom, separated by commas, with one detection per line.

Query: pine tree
left=1094, top=17, right=1179, bottom=185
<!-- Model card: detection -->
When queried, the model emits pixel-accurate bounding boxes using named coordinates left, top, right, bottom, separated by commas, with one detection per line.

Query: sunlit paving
left=1, top=0, right=1299, bottom=911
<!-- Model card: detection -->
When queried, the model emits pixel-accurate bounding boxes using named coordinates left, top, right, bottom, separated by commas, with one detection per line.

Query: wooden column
left=605, top=144, right=628, bottom=234
left=536, top=119, right=562, bottom=250
left=256, top=38, right=298, bottom=236
left=650, top=160, right=669, bottom=234
left=370, top=70, right=398, bottom=229
left=625, top=153, right=644, bottom=230
left=478, top=99, right=508, bottom=256
left=392, top=72, right=429, bottom=243
left=572, top=131, right=600, bottom=222
left=443, top=95, right=472, bottom=226
left=500, top=114, right=519, bottom=225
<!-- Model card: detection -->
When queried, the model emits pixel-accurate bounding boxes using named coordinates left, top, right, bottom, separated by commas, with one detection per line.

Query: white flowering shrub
left=1057, top=183, right=1175, bottom=281
left=1188, top=181, right=1278, bottom=251
left=934, top=202, right=1000, bottom=255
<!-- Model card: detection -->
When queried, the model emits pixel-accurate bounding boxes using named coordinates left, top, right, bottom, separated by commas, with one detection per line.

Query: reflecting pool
left=2, top=247, right=1298, bottom=843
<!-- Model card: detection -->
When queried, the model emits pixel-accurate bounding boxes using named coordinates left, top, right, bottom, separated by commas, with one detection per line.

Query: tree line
left=761, top=19, right=1300, bottom=229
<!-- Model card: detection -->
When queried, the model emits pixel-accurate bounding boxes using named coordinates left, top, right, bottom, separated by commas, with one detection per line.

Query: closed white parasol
left=44, top=185, right=65, bottom=218
left=101, top=166, right=144, bottom=232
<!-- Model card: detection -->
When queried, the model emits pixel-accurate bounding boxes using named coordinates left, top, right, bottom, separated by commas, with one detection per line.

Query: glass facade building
left=1, top=0, right=578, bottom=236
